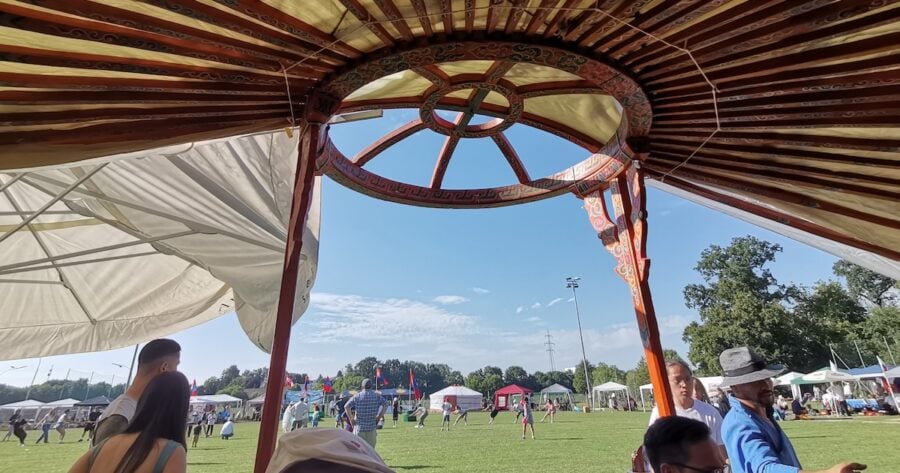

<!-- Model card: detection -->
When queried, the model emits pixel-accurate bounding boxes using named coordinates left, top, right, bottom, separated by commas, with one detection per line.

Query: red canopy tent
left=494, top=384, right=533, bottom=411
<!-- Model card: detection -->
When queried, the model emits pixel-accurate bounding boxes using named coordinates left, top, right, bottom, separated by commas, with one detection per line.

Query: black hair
left=137, top=339, right=181, bottom=368
left=643, top=416, right=711, bottom=472
left=665, top=359, right=693, bottom=376
left=114, top=371, right=189, bottom=473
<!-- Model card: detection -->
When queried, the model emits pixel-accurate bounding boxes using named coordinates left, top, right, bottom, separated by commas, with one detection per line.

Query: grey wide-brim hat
left=719, top=346, right=785, bottom=387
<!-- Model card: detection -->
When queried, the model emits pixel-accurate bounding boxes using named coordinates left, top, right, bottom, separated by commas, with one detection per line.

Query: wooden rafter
left=337, top=0, right=397, bottom=47
left=430, top=113, right=464, bottom=189
left=409, top=0, right=433, bottom=36
left=372, top=0, right=415, bottom=41
left=492, top=133, right=531, bottom=183
left=525, top=0, right=557, bottom=35
left=352, top=119, right=426, bottom=166
left=439, top=0, right=454, bottom=33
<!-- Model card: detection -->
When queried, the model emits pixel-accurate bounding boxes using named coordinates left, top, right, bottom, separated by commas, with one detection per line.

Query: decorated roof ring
left=316, top=41, right=654, bottom=208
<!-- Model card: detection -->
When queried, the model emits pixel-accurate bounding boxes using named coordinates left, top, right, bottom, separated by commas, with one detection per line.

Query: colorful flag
left=190, top=379, right=198, bottom=396
left=285, top=375, right=294, bottom=389
left=375, top=367, right=389, bottom=386
left=323, top=376, right=333, bottom=393
left=409, top=368, right=421, bottom=400
left=878, top=356, right=896, bottom=402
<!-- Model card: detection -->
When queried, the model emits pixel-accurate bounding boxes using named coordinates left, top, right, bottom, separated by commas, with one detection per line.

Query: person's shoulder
left=694, top=400, right=722, bottom=417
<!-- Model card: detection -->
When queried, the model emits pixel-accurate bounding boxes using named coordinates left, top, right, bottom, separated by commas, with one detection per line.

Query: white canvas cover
left=0, top=131, right=320, bottom=359
left=593, top=382, right=628, bottom=392
left=540, top=383, right=572, bottom=394
left=44, top=398, right=80, bottom=408
left=190, top=394, right=244, bottom=405
left=797, top=369, right=856, bottom=384
left=428, top=386, right=483, bottom=412
left=0, top=399, right=44, bottom=409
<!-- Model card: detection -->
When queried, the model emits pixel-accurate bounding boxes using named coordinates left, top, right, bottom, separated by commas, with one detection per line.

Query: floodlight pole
left=566, top=277, right=593, bottom=411
left=255, top=90, right=337, bottom=473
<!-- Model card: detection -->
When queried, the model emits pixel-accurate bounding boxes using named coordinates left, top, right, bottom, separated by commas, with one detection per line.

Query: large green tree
left=833, top=260, right=896, bottom=308
left=682, top=236, right=811, bottom=374
left=572, top=361, right=594, bottom=395
left=592, top=363, right=626, bottom=385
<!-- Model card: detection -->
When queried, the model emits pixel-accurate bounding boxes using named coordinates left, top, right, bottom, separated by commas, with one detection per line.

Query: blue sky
left=0, top=110, right=840, bottom=389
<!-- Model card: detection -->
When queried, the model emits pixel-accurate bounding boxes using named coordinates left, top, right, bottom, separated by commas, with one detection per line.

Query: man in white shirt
left=440, top=398, right=453, bottom=432
left=93, top=339, right=181, bottom=445
left=648, top=360, right=727, bottom=468
left=292, top=399, right=309, bottom=430
left=53, top=409, right=70, bottom=443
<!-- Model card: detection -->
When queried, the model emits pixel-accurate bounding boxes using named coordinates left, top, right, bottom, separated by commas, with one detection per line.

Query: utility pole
left=544, top=330, right=556, bottom=372
left=126, top=344, right=139, bottom=388
left=566, top=277, right=592, bottom=410
left=25, top=358, right=41, bottom=401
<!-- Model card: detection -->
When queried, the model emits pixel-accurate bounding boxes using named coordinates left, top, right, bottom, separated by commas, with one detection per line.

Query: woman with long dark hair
left=68, top=371, right=189, bottom=473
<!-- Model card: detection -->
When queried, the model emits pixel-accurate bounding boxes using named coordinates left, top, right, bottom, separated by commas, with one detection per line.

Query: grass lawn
left=1, top=412, right=897, bottom=472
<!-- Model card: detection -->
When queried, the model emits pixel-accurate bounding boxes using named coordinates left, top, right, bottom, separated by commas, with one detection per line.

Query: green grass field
left=1, top=412, right=897, bottom=472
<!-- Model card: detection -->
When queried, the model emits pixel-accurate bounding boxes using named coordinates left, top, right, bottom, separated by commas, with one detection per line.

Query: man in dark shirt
left=78, top=407, right=102, bottom=442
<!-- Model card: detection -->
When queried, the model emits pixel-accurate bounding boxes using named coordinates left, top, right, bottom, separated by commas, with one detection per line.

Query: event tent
left=44, top=398, right=80, bottom=409
left=848, top=365, right=892, bottom=379
left=539, top=384, right=575, bottom=408
left=74, top=396, right=111, bottom=407
left=885, top=367, right=900, bottom=379
left=592, top=382, right=630, bottom=409
left=776, top=372, right=806, bottom=399
left=429, top=386, right=483, bottom=412
left=0, top=3, right=897, bottom=471
left=494, top=385, right=532, bottom=411
left=793, top=369, right=856, bottom=384
left=0, top=399, right=46, bottom=421
left=191, top=394, right=245, bottom=405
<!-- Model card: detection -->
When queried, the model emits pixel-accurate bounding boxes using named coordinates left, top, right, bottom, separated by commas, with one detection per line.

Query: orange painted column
left=253, top=122, right=321, bottom=473
left=581, top=163, right=675, bottom=417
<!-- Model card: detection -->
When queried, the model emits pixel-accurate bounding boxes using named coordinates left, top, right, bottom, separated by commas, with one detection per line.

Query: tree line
left=2, top=236, right=895, bottom=406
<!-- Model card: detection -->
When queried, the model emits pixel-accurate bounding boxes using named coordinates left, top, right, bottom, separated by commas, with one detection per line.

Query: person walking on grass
left=35, top=409, right=54, bottom=444
left=79, top=408, right=101, bottom=443
left=541, top=399, right=556, bottom=423
left=93, top=339, right=181, bottom=446
left=12, top=415, right=28, bottom=447
left=311, top=404, right=321, bottom=428
left=514, top=399, right=525, bottom=423
left=440, top=397, right=453, bottom=432
left=205, top=408, right=216, bottom=437
left=3, top=409, right=21, bottom=442
left=220, top=420, right=234, bottom=440
left=54, top=409, right=70, bottom=443
left=488, top=402, right=499, bottom=425
left=521, top=396, right=535, bottom=440
left=68, top=371, right=189, bottom=473
left=414, top=403, right=429, bottom=429
left=191, top=422, right=202, bottom=449
left=453, top=405, right=469, bottom=426
left=391, top=398, right=400, bottom=427
left=344, top=379, right=389, bottom=448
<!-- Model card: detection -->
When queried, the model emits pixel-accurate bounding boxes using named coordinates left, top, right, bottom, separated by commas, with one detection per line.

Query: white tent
left=248, top=395, right=266, bottom=406
left=776, top=372, right=805, bottom=399
left=0, top=131, right=320, bottom=359
left=190, top=394, right=244, bottom=405
left=796, top=369, right=856, bottom=384
left=885, top=366, right=900, bottom=378
left=592, top=382, right=630, bottom=409
left=429, top=386, right=483, bottom=412
left=44, top=398, right=80, bottom=408
left=539, top=383, right=575, bottom=409
left=0, top=399, right=46, bottom=422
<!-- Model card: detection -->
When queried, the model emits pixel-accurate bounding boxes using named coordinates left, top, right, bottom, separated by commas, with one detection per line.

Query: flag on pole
left=285, top=375, right=294, bottom=389
left=829, top=359, right=839, bottom=372
left=304, top=374, right=310, bottom=393
left=409, top=369, right=421, bottom=400
left=190, top=379, right=198, bottom=396
left=375, top=367, right=389, bottom=386
left=323, top=376, right=333, bottom=393
left=877, top=356, right=897, bottom=402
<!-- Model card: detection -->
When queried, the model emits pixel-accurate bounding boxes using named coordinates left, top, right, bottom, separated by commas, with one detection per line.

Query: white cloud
left=516, top=306, right=525, bottom=314
left=307, top=293, right=478, bottom=346
left=526, top=316, right=541, bottom=323
left=530, top=302, right=542, bottom=310
left=567, top=297, right=575, bottom=302
left=433, top=295, right=468, bottom=305
left=547, top=297, right=563, bottom=307
left=471, top=287, right=490, bottom=294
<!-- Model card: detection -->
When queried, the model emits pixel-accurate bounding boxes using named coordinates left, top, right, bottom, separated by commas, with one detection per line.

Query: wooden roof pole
left=254, top=92, right=338, bottom=473
left=581, top=159, right=675, bottom=417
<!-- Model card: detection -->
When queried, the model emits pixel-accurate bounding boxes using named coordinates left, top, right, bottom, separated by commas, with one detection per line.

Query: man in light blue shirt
left=720, top=347, right=866, bottom=473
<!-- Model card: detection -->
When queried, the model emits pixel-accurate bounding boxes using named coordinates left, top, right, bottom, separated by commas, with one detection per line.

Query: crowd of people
left=640, top=346, right=868, bottom=473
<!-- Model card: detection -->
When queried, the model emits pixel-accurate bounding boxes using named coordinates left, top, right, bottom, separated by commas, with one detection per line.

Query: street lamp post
left=566, top=277, right=593, bottom=410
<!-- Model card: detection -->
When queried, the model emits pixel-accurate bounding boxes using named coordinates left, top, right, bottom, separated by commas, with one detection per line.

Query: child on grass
left=191, top=422, right=202, bottom=448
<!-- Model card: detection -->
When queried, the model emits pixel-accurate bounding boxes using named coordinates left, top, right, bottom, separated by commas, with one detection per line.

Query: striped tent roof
left=0, top=1, right=897, bottom=268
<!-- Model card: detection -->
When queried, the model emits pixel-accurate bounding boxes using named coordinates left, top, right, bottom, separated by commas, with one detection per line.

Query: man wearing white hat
left=720, top=346, right=866, bottom=473
left=266, top=428, right=394, bottom=473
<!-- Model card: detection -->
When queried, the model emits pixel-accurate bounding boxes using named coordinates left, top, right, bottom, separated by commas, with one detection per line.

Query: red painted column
left=582, top=162, right=675, bottom=417
left=253, top=123, right=321, bottom=473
